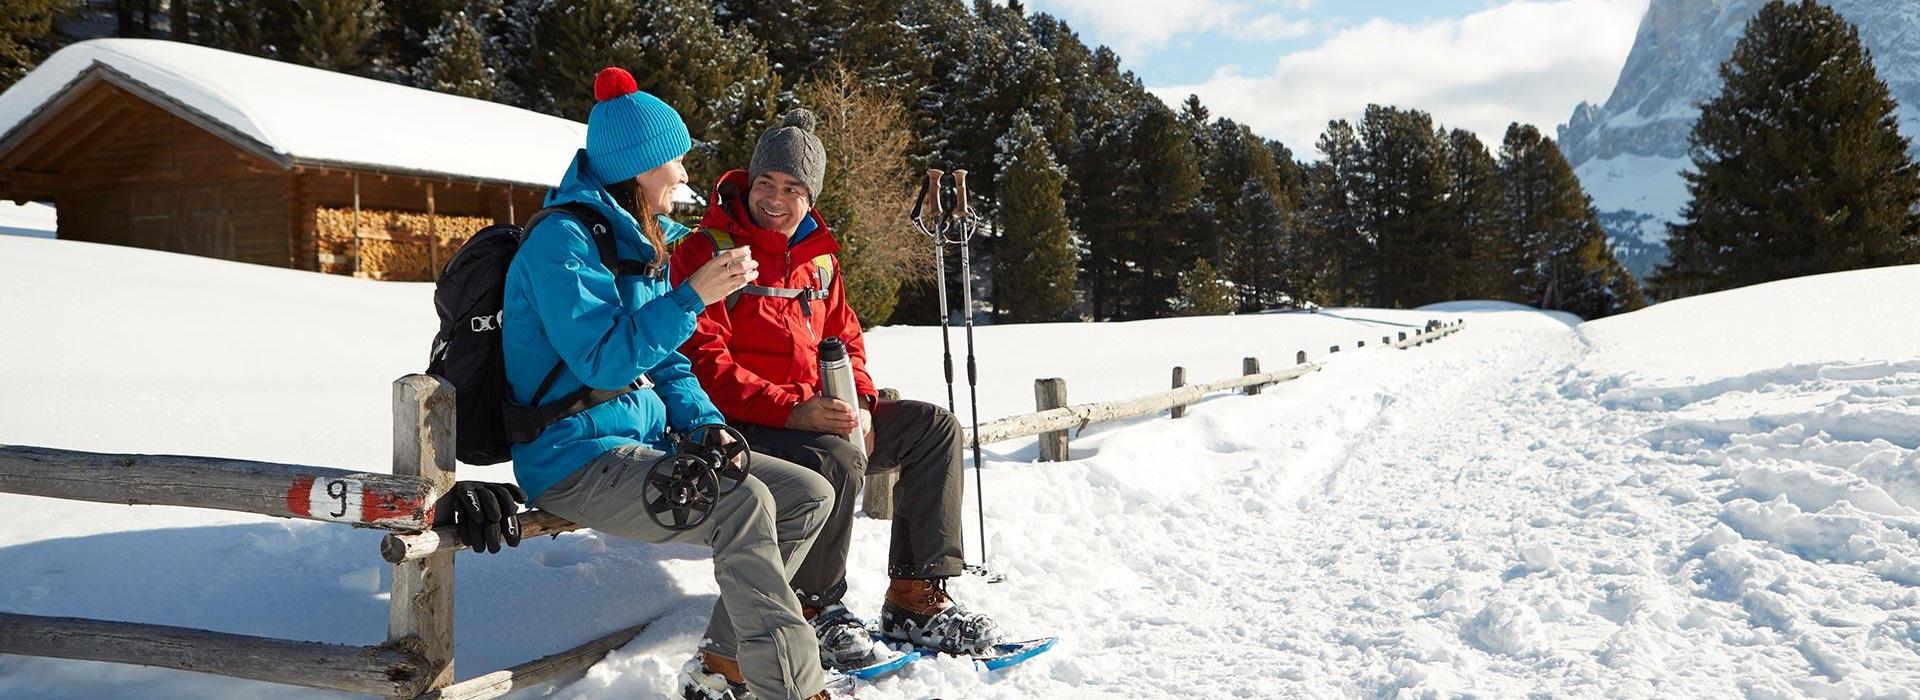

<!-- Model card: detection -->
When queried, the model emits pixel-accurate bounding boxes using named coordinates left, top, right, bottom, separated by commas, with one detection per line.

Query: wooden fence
left=0, top=318, right=1464, bottom=694
left=0, top=375, right=646, bottom=699
left=860, top=318, right=1465, bottom=517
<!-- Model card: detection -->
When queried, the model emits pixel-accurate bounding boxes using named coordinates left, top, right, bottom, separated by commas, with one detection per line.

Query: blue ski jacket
left=502, top=150, right=723, bottom=500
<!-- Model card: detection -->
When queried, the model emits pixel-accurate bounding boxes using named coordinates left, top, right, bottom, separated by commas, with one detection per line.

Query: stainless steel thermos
left=818, top=337, right=866, bottom=456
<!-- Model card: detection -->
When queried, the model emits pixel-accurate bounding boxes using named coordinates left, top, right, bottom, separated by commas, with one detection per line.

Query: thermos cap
left=818, top=337, right=848, bottom=362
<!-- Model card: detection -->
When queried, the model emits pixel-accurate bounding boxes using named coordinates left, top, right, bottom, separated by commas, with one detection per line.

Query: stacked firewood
left=316, top=207, right=492, bottom=280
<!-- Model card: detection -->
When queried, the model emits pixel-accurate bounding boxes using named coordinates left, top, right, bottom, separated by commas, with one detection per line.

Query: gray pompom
left=782, top=109, right=817, bottom=132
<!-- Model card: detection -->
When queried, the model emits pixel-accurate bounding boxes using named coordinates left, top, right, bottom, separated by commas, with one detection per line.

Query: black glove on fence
left=449, top=481, right=526, bottom=554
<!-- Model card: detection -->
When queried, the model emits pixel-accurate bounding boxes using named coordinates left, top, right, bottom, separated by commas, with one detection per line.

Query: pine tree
left=1499, top=123, right=1643, bottom=317
left=993, top=111, right=1078, bottom=322
left=414, top=10, right=494, bottom=99
left=378, top=0, right=464, bottom=77
left=1079, top=101, right=1204, bottom=320
left=1439, top=128, right=1512, bottom=300
left=1178, top=258, right=1234, bottom=316
left=0, top=0, right=65, bottom=94
left=514, top=0, right=647, bottom=119
left=1202, top=119, right=1291, bottom=311
left=1652, top=0, right=1920, bottom=299
left=1304, top=119, right=1366, bottom=306
left=633, top=0, right=781, bottom=199
left=197, top=0, right=293, bottom=59
left=1357, top=105, right=1450, bottom=308
left=289, top=0, right=386, bottom=75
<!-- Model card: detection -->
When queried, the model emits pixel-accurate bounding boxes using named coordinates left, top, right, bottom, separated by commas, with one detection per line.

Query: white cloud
left=1226, top=13, right=1315, bottom=42
left=1150, top=0, right=1648, bottom=157
left=1031, top=0, right=1314, bottom=57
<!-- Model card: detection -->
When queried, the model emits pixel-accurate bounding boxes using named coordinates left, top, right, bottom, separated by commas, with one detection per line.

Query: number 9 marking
left=326, top=480, right=349, bottom=517
left=306, top=477, right=365, bottom=522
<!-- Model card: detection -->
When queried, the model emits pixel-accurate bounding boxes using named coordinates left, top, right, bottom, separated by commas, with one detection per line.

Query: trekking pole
left=950, top=169, right=1003, bottom=584
left=911, top=169, right=958, bottom=416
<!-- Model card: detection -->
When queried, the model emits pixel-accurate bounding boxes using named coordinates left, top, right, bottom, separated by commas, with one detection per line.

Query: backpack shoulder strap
left=702, top=227, right=737, bottom=253
left=529, top=203, right=645, bottom=276
left=812, top=254, right=835, bottom=290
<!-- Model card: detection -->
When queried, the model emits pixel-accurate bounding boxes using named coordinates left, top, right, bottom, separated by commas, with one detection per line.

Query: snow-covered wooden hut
left=0, top=39, right=684, bottom=281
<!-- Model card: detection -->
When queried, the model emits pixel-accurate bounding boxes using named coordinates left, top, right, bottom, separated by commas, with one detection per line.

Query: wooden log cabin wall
left=0, top=66, right=549, bottom=282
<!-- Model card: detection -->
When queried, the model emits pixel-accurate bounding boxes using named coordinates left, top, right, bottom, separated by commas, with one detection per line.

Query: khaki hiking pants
left=535, top=445, right=832, bottom=700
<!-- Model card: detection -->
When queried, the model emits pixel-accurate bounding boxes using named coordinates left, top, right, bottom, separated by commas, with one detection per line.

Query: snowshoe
left=810, top=602, right=919, bottom=679
left=878, top=578, right=1005, bottom=656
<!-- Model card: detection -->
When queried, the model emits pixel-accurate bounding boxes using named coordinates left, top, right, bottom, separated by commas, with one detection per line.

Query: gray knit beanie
left=749, top=109, right=826, bottom=200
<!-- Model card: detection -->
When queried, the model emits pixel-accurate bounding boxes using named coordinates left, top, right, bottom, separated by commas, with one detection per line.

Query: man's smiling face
left=747, top=170, right=811, bottom=237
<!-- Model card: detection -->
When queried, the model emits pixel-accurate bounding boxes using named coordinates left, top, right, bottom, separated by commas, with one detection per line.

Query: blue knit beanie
left=584, top=67, right=691, bottom=185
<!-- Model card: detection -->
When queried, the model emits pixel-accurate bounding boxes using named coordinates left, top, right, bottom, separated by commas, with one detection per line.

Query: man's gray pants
left=737, top=397, right=967, bottom=609
left=534, top=445, right=832, bottom=700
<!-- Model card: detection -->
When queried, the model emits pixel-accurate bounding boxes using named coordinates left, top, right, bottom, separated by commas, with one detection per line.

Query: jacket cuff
left=667, top=283, right=706, bottom=314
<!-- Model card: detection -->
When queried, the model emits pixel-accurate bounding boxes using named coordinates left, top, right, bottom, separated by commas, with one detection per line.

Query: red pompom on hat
left=593, top=67, right=638, bottom=103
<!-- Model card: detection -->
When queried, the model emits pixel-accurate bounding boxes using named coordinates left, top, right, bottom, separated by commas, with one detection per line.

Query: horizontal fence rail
left=0, top=445, right=439, bottom=530
left=0, top=612, right=430, bottom=697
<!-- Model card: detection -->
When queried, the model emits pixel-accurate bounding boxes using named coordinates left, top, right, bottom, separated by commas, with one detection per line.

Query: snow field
left=3, top=235, right=1918, bottom=698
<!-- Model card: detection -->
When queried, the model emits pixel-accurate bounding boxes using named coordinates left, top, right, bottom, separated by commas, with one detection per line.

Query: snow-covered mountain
left=1559, top=0, right=1920, bottom=279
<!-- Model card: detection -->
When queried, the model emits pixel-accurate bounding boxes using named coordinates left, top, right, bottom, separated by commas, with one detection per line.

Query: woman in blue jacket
left=502, top=68, right=835, bottom=700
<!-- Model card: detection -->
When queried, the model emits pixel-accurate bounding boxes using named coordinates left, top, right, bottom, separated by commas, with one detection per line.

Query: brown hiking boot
left=884, top=577, right=952, bottom=616
left=679, top=650, right=749, bottom=700
left=880, top=578, right=1004, bottom=655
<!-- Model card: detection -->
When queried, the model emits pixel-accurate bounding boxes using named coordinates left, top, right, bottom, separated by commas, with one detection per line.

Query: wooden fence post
left=1356, top=340, right=1365, bottom=348
left=1035, top=378, right=1069, bottom=461
left=1329, top=345, right=1340, bottom=354
left=389, top=375, right=456, bottom=698
left=1398, top=331, right=1407, bottom=343
left=1242, top=358, right=1262, bottom=395
left=1382, top=335, right=1390, bottom=345
left=1170, top=368, right=1188, bottom=418
left=863, top=389, right=902, bottom=519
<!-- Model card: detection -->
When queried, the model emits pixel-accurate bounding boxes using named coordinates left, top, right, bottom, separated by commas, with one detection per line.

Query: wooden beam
left=388, top=374, right=458, bottom=698
left=1034, top=378, right=1069, bottom=462
left=0, top=75, right=123, bottom=168
left=0, top=445, right=438, bottom=530
left=0, top=170, right=63, bottom=194
left=415, top=622, right=649, bottom=700
left=0, top=613, right=429, bottom=698
left=1170, top=367, right=1188, bottom=419
left=382, top=510, right=583, bottom=564
left=968, top=364, right=1323, bottom=446
left=92, top=65, right=290, bottom=169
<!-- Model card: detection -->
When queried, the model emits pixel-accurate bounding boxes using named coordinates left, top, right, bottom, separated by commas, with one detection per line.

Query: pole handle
left=952, top=169, right=971, bottom=218
left=926, top=169, right=945, bottom=217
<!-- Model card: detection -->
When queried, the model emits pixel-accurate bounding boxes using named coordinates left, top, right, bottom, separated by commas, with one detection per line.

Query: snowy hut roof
left=0, top=39, right=690, bottom=201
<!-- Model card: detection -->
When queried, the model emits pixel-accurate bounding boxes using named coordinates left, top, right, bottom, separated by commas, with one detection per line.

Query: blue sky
left=1021, top=0, right=1651, bottom=155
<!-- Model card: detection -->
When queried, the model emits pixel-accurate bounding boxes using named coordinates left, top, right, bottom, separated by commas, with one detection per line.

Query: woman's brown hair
left=603, top=178, right=667, bottom=274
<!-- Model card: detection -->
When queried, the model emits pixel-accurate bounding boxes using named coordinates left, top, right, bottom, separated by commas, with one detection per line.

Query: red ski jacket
left=669, top=169, right=876, bottom=428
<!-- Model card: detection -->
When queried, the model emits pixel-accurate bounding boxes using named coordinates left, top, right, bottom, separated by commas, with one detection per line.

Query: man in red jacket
left=671, top=110, right=1004, bottom=671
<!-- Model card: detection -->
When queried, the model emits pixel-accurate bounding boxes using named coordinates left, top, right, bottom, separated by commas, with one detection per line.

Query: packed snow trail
left=5, top=238, right=1920, bottom=698
left=566, top=302, right=1920, bottom=699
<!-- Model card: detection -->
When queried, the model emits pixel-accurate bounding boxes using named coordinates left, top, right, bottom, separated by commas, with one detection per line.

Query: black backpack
left=426, top=203, right=653, bottom=465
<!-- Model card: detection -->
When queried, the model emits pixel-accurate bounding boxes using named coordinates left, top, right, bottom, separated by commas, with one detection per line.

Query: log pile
left=315, top=207, right=493, bottom=281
